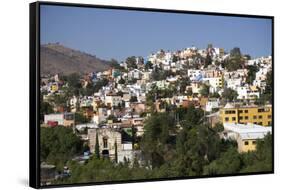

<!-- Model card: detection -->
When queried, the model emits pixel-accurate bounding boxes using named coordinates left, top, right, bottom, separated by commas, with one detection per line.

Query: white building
left=202, top=77, right=222, bottom=93
left=44, top=113, right=74, bottom=127
left=118, top=143, right=134, bottom=163
left=128, top=69, right=142, bottom=80
left=224, top=69, right=247, bottom=80
left=222, top=123, right=272, bottom=152
left=188, top=82, right=201, bottom=94
left=226, top=78, right=242, bottom=90
left=92, top=108, right=108, bottom=125
left=75, top=123, right=98, bottom=131
left=206, top=98, right=220, bottom=112
left=105, top=94, right=122, bottom=107
left=80, top=96, right=93, bottom=107
left=70, top=96, right=78, bottom=112
left=237, top=86, right=260, bottom=100
left=142, top=72, right=151, bottom=81
left=188, top=69, right=202, bottom=81
left=155, top=80, right=169, bottom=89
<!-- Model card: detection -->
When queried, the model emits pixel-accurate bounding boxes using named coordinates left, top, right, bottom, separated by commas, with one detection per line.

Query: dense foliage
left=222, top=88, right=238, bottom=102
left=223, top=47, right=245, bottom=71
left=41, top=127, right=83, bottom=170
left=246, top=65, right=259, bottom=84
left=40, top=95, right=53, bottom=123
left=51, top=106, right=272, bottom=184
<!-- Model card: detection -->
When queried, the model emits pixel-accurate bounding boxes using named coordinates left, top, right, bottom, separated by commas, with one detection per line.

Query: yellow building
left=220, top=103, right=272, bottom=126
left=50, top=84, right=59, bottom=93
left=223, top=123, right=272, bottom=153
left=237, top=138, right=257, bottom=153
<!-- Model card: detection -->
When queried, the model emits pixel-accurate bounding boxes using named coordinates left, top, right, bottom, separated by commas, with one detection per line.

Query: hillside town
left=40, top=44, right=272, bottom=185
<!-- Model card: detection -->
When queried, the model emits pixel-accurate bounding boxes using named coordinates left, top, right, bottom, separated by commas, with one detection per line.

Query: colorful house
left=223, top=123, right=272, bottom=153
left=220, top=103, right=272, bottom=126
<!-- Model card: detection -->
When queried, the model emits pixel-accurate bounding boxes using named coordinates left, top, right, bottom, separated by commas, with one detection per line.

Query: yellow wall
left=63, top=119, right=74, bottom=127
left=219, top=76, right=223, bottom=88
left=220, top=106, right=272, bottom=126
left=51, top=84, right=58, bottom=92
left=237, top=138, right=257, bottom=153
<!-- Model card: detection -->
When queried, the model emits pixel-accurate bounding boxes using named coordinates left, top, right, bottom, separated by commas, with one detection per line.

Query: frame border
left=29, top=1, right=274, bottom=189
left=30, top=2, right=41, bottom=188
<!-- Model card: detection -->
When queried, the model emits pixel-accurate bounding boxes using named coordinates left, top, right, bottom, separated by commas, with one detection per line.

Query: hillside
left=40, top=43, right=111, bottom=75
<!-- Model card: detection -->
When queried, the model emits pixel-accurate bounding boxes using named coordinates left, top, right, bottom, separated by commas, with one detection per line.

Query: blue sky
left=40, top=5, right=272, bottom=61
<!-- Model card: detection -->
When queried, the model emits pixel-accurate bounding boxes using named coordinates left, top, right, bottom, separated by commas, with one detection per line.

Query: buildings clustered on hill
left=40, top=44, right=272, bottom=165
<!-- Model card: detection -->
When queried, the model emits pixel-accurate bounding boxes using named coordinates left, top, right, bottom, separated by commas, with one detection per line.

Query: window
left=259, top=115, right=263, bottom=119
left=64, top=113, right=74, bottom=120
left=264, top=108, right=270, bottom=112
left=268, top=115, right=271, bottom=119
left=225, top=117, right=229, bottom=122
left=103, top=137, right=108, bottom=148
left=258, top=108, right=265, bottom=112
left=239, top=110, right=243, bottom=114
left=252, top=141, right=256, bottom=145
left=245, top=110, right=248, bottom=113
left=226, top=110, right=236, bottom=114
left=239, top=116, right=243, bottom=120
left=268, top=121, right=272, bottom=126
left=244, top=141, right=249, bottom=145
left=232, top=117, right=236, bottom=121
left=245, top=116, right=249, bottom=120
left=253, top=115, right=257, bottom=119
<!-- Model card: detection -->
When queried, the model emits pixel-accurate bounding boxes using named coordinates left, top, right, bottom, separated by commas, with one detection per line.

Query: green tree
left=246, top=65, right=259, bottom=84
left=200, top=83, right=210, bottom=97
left=93, top=78, right=109, bottom=93
left=151, top=67, right=174, bottom=81
left=224, top=47, right=244, bottom=71
left=213, top=123, right=224, bottom=132
left=222, top=88, right=238, bottom=102
left=179, top=77, right=191, bottom=94
left=145, top=61, right=153, bottom=71
left=130, top=96, right=138, bottom=102
left=172, top=55, right=178, bottom=62
left=261, top=70, right=272, bottom=104
left=209, top=92, right=220, bottom=98
left=140, top=112, right=176, bottom=168
left=95, top=132, right=100, bottom=159
left=126, top=56, right=137, bottom=69
left=67, top=73, right=81, bottom=89
left=240, top=134, right=272, bottom=172
left=40, top=96, right=53, bottom=122
left=230, top=47, right=242, bottom=57
left=40, top=126, right=83, bottom=169
left=244, top=54, right=251, bottom=60
left=109, top=59, right=123, bottom=70
left=118, top=77, right=125, bottom=84
left=81, top=82, right=96, bottom=96
left=182, top=105, right=204, bottom=126
left=114, top=140, right=118, bottom=163
left=75, top=112, right=90, bottom=124
left=204, top=53, right=212, bottom=68
left=203, top=147, right=241, bottom=175
left=174, top=123, right=221, bottom=176
left=51, top=94, right=68, bottom=109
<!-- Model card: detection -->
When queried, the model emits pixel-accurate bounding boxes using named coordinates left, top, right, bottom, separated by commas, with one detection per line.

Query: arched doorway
left=101, top=149, right=109, bottom=158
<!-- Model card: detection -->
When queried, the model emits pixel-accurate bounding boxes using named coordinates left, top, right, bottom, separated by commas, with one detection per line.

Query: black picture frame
left=30, top=1, right=274, bottom=189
